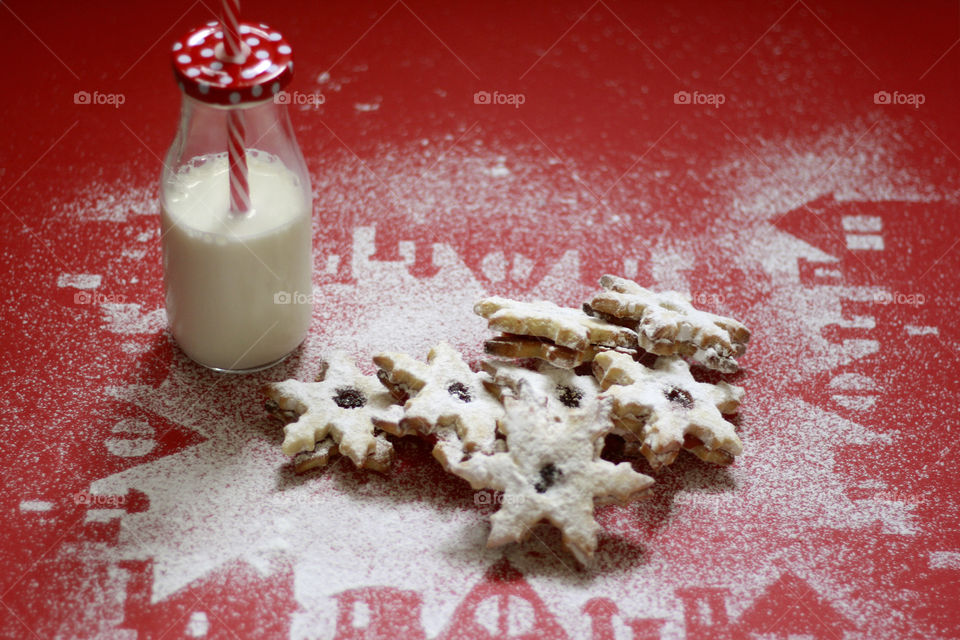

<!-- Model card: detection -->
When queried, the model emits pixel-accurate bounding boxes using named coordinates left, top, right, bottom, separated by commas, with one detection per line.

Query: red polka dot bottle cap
left=171, top=21, right=294, bottom=106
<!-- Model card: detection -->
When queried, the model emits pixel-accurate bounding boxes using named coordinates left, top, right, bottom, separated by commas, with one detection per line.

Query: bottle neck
left=175, top=95, right=295, bottom=152
left=162, top=94, right=311, bottom=208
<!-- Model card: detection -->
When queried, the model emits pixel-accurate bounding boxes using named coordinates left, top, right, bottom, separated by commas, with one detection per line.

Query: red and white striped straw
left=220, top=0, right=243, bottom=60
left=227, top=112, right=251, bottom=213
left=220, top=0, right=250, bottom=214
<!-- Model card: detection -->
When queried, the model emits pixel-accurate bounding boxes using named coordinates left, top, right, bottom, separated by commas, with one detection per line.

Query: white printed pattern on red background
left=33, top=127, right=959, bottom=640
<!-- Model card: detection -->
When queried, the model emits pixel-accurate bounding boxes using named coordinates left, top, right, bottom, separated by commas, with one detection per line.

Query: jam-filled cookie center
left=333, top=387, right=366, bottom=409
left=556, top=384, right=583, bottom=408
left=446, top=381, right=472, bottom=403
left=534, top=463, right=562, bottom=493
left=664, top=385, right=694, bottom=409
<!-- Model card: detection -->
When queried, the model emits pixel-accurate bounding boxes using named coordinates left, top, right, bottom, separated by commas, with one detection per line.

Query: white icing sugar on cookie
left=482, top=360, right=600, bottom=416
left=593, top=350, right=744, bottom=469
left=590, top=275, right=750, bottom=372
left=474, top=296, right=637, bottom=352
left=482, top=360, right=607, bottom=457
left=290, top=435, right=395, bottom=474
left=450, top=379, right=653, bottom=566
left=265, top=351, right=401, bottom=467
left=373, top=341, right=504, bottom=468
left=483, top=334, right=596, bottom=369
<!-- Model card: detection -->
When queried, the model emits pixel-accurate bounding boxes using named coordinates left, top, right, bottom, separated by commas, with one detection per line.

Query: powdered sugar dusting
left=100, top=303, right=166, bottom=335
left=57, top=273, right=102, bottom=289
left=63, top=116, right=952, bottom=638
left=61, top=181, right=156, bottom=222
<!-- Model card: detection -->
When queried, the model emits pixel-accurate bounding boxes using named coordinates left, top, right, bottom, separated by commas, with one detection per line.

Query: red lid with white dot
left=171, top=21, right=294, bottom=106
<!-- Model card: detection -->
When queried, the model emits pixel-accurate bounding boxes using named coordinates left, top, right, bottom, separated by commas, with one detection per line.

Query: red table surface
left=2, top=1, right=959, bottom=638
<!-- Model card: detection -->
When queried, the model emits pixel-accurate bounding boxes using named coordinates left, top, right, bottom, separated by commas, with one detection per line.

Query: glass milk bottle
left=161, top=21, right=312, bottom=372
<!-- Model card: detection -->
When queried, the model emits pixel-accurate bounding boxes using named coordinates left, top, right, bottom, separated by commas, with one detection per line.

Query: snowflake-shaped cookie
left=589, top=275, right=750, bottom=372
left=451, top=381, right=653, bottom=566
left=265, top=395, right=395, bottom=473
left=593, top=350, right=743, bottom=469
left=482, top=360, right=606, bottom=457
left=264, top=352, right=402, bottom=468
left=373, top=342, right=504, bottom=468
left=475, top=297, right=638, bottom=353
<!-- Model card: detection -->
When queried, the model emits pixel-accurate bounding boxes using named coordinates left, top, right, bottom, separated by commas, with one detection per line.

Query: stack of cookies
left=263, top=275, right=750, bottom=565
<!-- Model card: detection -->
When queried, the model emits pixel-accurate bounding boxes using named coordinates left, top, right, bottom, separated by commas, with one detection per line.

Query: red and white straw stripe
left=220, top=0, right=243, bottom=60
left=227, top=110, right=250, bottom=214
left=221, top=0, right=250, bottom=214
